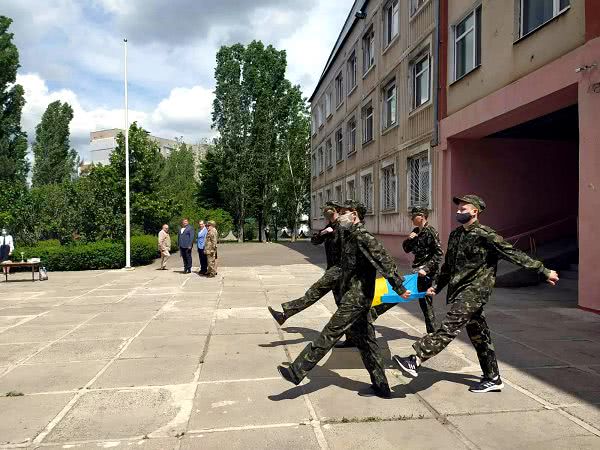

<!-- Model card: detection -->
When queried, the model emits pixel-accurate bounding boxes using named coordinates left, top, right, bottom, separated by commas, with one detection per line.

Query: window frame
left=410, top=0, right=428, bottom=17
left=346, top=177, right=356, bottom=201
left=453, top=5, right=482, bottom=81
left=360, top=170, right=374, bottom=214
left=334, top=183, right=343, bottom=203
left=407, top=150, right=431, bottom=209
left=335, top=72, right=344, bottom=107
left=383, top=80, right=397, bottom=129
left=318, top=146, right=324, bottom=174
left=362, top=103, right=374, bottom=144
left=325, top=139, right=333, bottom=169
left=347, top=117, right=357, bottom=155
left=520, top=0, right=570, bottom=38
left=380, top=161, right=397, bottom=211
left=347, top=51, right=357, bottom=93
left=362, top=26, right=375, bottom=74
left=383, top=0, right=400, bottom=48
left=335, top=128, right=344, bottom=163
left=311, top=152, right=317, bottom=177
left=325, top=92, right=332, bottom=118
left=412, top=53, right=431, bottom=109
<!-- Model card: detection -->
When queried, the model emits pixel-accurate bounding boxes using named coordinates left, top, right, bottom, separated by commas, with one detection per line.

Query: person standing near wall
left=157, top=224, right=171, bottom=270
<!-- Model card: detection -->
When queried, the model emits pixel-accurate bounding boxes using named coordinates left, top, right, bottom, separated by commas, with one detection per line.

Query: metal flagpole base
left=121, top=266, right=135, bottom=272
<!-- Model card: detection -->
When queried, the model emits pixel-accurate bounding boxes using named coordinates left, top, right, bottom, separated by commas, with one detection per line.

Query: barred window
left=361, top=173, right=374, bottom=213
left=408, top=151, right=430, bottom=207
left=381, top=164, right=397, bottom=210
left=347, top=179, right=356, bottom=200
left=335, top=129, right=343, bottom=162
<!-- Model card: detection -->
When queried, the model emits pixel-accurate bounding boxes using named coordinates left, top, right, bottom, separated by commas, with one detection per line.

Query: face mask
left=338, top=213, right=354, bottom=229
left=456, top=212, right=473, bottom=224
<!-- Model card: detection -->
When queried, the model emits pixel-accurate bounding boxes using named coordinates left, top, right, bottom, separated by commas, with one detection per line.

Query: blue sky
left=3, top=0, right=351, bottom=161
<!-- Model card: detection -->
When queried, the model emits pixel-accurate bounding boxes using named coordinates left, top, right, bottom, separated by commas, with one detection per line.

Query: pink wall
left=449, top=138, right=578, bottom=245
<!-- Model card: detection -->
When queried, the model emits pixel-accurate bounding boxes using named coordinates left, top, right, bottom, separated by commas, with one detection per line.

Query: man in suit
left=158, top=224, right=171, bottom=270
left=179, top=218, right=195, bottom=274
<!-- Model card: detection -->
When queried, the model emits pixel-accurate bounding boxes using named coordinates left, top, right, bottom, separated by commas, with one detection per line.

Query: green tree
left=32, top=100, right=78, bottom=186
left=160, top=139, right=196, bottom=210
left=0, top=16, right=28, bottom=185
left=30, top=182, right=79, bottom=244
left=196, top=144, right=224, bottom=210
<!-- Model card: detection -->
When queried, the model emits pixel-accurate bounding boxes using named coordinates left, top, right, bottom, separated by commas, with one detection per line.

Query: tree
left=0, top=16, right=28, bottom=185
left=196, top=144, right=224, bottom=210
left=32, top=100, right=78, bottom=186
left=160, top=139, right=196, bottom=210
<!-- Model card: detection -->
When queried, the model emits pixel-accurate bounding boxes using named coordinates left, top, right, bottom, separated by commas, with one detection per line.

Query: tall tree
left=160, top=139, right=196, bottom=210
left=32, top=100, right=78, bottom=186
left=0, top=16, right=28, bottom=185
left=196, top=144, right=224, bottom=210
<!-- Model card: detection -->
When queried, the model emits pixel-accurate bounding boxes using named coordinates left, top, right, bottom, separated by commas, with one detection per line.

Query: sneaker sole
left=469, top=382, right=504, bottom=393
left=392, top=356, right=418, bottom=378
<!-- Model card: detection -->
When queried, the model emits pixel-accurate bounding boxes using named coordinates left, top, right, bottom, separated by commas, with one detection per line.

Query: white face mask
left=338, top=212, right=355, bottom=229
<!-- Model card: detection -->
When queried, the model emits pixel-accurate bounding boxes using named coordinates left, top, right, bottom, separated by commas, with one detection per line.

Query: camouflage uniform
left=372, top=215, right=443, bottom=333
left=289, top=213, right=407, bottom=392
left=412, top=197, right=552, bottom=380
left=205, top=223, right=218, bottom=277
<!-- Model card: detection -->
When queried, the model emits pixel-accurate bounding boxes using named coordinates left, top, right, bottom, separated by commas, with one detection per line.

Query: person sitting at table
left=1, top=228, right=14, bottom=275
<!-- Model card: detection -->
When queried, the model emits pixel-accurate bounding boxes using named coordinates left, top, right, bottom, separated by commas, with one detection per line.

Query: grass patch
left=323, top=414, right=426, bottom=425
left=5, top=391, right=24, bottom=397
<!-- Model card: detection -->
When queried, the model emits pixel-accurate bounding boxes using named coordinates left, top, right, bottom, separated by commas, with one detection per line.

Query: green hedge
left=12, top=235, right=165, bottom=271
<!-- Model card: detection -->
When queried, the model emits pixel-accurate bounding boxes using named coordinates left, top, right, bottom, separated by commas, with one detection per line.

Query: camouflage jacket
left=434, top=221, right=551, bottom=304
left=402, top=222, right=443, bottom=276
left=311, top=221, right=342, bottom=269
left=340, top=223, right=407, bottom=299
left=205, top=228, right=218, bottom=254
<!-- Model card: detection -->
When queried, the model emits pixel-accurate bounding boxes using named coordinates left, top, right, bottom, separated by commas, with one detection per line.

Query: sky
left=3, top=0, right=352, bottom=162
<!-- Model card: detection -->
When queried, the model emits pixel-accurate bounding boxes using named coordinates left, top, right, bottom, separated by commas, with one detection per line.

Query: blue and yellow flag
left=372, top=273, right=427, bottom=306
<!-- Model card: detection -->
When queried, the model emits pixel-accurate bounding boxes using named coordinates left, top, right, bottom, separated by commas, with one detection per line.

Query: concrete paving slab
left=564, top=404, right=600, bottom=430
left=0, top=307, right=50, bottom=316
left=514, top=339, right=600, bottom=366
left=189, top=379, right=311, bottom=429
left=44, top=389, right=179, bottom=442
left=25, top=312, right=95, bottom=326
left=0, top=393, right=72, bottom=445
left=92, top=356, right=198, bottom=388
left=322, top=419, right=469, bottom=450
left=64, top=322, right=145, bottom=341
left=0, top=360, right=106, bottom=393
left=0, top=324, right=73, bottom=344
left=88, top=310, right=157, bottom=324
left=448, top=410, right=597, bottom=450
left=213, top=317, right=277, bottom=335
left=32, top=437, right=180, bottom=449
left=29, top=339, right=126, bottom=363
left=120, top=335, right=207, bottom=358
left=0, top=342, right=40, bottom=365
left=139, top=319, right=212, bottom=337
left=181, top=425, right=320, bottom=449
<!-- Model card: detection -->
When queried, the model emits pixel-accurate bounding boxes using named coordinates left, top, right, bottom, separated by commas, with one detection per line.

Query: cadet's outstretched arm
left=486, top=231, right=551, bottom=278
left=357, top=232, right=407, bottom=295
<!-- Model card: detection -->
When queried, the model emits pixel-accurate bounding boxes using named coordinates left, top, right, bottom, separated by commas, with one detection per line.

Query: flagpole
left=124, top=38, right=131, bottom=269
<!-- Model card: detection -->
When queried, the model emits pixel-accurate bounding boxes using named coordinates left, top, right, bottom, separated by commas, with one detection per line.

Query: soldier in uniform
left=277, top=200, right=411, bottom=398
left=393, top=195, right=559, bottom=393
left=371, top=206, right=443, bottom=333
left=204, top=221, right=218, bottom=278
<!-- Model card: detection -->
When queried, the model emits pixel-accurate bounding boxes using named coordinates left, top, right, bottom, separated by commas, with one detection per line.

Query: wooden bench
left=1, top=261, right=41, bottom=282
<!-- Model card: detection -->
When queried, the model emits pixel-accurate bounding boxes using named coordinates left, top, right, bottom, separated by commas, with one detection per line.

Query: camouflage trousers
left=281, top=266, right=343, bottom=318
left=206, top=251, right=217, bottom=277
left=371, top=276, right=437, bottom=333
left=289, top=278, right=389, bottom=391
left=412, top=299, right=499, bottom=379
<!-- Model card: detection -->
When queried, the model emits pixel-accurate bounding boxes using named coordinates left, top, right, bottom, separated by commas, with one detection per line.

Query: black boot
left=268, top=306, right=287, bottom=326
left=277, top=365, right=300, bottom=385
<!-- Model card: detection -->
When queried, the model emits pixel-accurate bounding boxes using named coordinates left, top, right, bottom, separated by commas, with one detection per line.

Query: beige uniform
left=158, top=229, right=171, bottom=269
left=205, top=228, right=218, bottom=277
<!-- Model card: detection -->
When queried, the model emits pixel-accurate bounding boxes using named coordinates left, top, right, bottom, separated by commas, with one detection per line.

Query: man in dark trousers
left=278, top=200, right=411, bottom=398
left=371, top=206, right=443, bottom=333
left=393, top=195, right=559, bottom=393
left=179, top=218, right=195, bottom=274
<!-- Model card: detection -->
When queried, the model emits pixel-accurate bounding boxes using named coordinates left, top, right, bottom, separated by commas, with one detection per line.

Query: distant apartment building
left=436, top=0, right=600, bottom=312
left=309, top=0, right=439, bottom=262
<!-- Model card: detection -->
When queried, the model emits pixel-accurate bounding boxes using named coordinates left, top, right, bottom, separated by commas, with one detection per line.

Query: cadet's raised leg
left=281, top=266, right=342, bottom=319
left=466, top=308, right=499, bottom=379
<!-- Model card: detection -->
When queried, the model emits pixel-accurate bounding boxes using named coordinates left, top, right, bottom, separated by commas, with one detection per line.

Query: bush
left=12, top=235, right=160, bottom=271
left=243, top=220, right=257, bottom=241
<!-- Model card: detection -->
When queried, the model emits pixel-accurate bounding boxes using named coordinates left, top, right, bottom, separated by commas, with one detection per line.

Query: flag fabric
left=371, top=273, right=427, bottom=306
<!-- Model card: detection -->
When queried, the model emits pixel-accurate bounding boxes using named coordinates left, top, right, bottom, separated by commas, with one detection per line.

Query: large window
left=408, top=151, right=430, bottom=207
left=347, top=179, right=356, bottom=200
left=410, top=0, right=427, bottom=16
left=521, top=0, right=570, bottom=36
left=335, top=184, right=342, bottom=203
left=318, top=147, right=324, bottom=173
left=318, top=103, right=324, bottom=127
left=347, top=51, right=357, bottom=91
left=454, top=6, right=481, bottom=80
left=335, top=128, right=343, bottom=162
left=311, top=153, right=317, bottom=177
left=361, top=172, right=374, bottom=213
left=335, top=72, right=344, bottom=106
left=383, top=80, right=397, bottom=129
left=325, top=139, right=332, bottom=169
left=381, top=163, right=397, bottom=210
left=384, top=0, right=399, bottom=47
left=362, top=27, right=375, bottom=74
left=325, top=188, right=331, bottom=202
left=362, top=103, right=374, bottom=143
left=325, top=92, right=332, bottom=118
left=413, top=54, right=430, bottom=108
left=348, top=117, right=357, bottom=155
left=311, top=113, right=317, bottom=135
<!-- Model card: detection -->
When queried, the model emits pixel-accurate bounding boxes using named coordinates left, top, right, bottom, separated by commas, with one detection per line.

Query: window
left=325, top=188, right=331, bottom=202
left=384, top=0, right=399, bottom=47
left=454, top=6, right=481, bottom=80
left=408, top=151, right=430, bottom=207
left=318, top=147, right=324, bottom=173
left=362, top=27, right=375, bottom=74
left=335, top=129, right=343, bottom=162
left=383, top=80, right=397, bottom=128
left=311, top=153, right=317, bottom=177
left=311, top=194, right=316, bottom=217
left=362, top=103, right=374, bottom=143
left=361, top=172, right=374, bottom=213
left=410, top=0, right=427, bottom=16
left=335, top=72, right=344, bottom=106
left=325, top=139, right=332, bottom=168
left=413, top=54, right=430, bottom=108
left=381, top=163, right=397, bottom=210
left=318, top=192, right=324, bottom=216
left=318, top=103, right=324, bottom=126
left=347, top=179, right=356, bottom=200
left=521, top=0, right=570, bottom=36
left=347, top=51, right=357, bottom=91
left=348, top=118, right=357, bottom=154
left=335, top=184, right=342, bottom=203
left=325, top=92, right=332, bottom=117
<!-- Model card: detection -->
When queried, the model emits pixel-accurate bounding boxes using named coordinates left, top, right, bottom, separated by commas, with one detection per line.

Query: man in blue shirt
left=197, top=220, right=208, bottom=275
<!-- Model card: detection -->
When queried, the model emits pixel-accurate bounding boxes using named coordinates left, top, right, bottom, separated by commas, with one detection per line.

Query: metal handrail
left=502, top=216, right=577, bottom=256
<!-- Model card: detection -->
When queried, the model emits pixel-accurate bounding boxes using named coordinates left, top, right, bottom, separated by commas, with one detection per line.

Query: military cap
left=410, top=206, right=429, bottom=218
left=453, top=194, right=486, bottom=212
left=342, top=199, right=367, bottom=220
left=324, top=200, right=343, bottom=211
left=207, top=220, right=216, bottom=226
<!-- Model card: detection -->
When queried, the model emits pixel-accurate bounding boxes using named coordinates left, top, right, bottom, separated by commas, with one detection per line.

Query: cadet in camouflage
left=277, top=200, right=411, bottom=398
left=372, top=206, right=443, bottom=333
left=393, top=195, right=559, bottom=394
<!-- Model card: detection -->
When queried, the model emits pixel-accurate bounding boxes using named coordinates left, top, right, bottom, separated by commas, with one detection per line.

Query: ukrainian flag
left=372, top=273, right=426, bottom=306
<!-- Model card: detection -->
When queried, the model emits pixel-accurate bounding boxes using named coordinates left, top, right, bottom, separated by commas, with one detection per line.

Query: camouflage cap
left=341, top=199, right=367, bottom=220
left=410, top=206, right=429, bottom=218
left=324, top=200, right=344, bottom=211
left=453, top=194, right=486, bottom=212
left=207, top=220, right=216, bottom=226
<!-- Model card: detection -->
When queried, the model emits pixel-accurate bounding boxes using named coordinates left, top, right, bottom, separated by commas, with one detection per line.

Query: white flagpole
left=124, top=38, right=131, bottom=269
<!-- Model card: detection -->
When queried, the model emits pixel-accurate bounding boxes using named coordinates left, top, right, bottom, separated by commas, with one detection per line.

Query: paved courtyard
left=1, top=242, right=599, bottom=449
